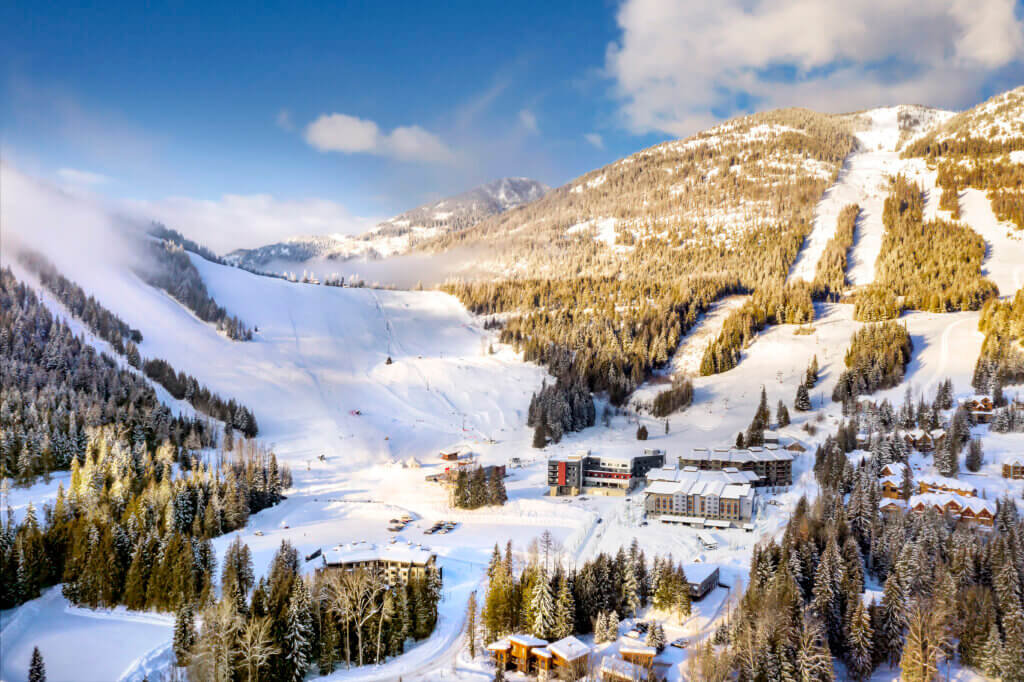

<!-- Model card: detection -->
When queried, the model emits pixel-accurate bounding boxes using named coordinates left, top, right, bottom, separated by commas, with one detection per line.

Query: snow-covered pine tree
left=879, top=573, right=906, bottom=667
left=605, top=610, right=619, bottom=642
left=593, top=611, right=608, bottom=643
left=530, top=568, right=556, bottom=640
left=845, top=600, right=874, bottom=681
left=173, top=602, right=197, bottom=666
left=466, top=591, right=478, bottom=659
left=979, top=619, right=1003, bottom=679
left=965, top=438, right=983, bottom=472
left=777, top=400, right=791, bottom=427
left=645, top=622, right=666, bottom=651
left=795, top=384, right=812, bottom=412
left=284, top=580, right=313, bottom=681
left=899, top=462, right=914, bottom=501
left=796, top=617, right=833, bottom=682
left=29, top=647, right=45, bottom=682
left=621, top=560, right=641, bottom=618
left=553, top=575, right=575, bottom=640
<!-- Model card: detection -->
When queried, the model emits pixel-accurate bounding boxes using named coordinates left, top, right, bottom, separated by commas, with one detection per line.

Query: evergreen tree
left=645, top=622, right=666, bottom=651
left=636, top=424, right=648, bottom=441
left=467, top=591, right=478, bottom=659
left=796, top=617, right=834, bottom=682
left=29, top=647, right=45, bottom=682
left=846, top=601, right=874, bottom=681
left=900, top=463, right=915, bottom=501
left=488, top=469, right=508, bottom=506
left=530, top=569, right=555, bottom=640
left=879, top=574, right=906, bottom=668
left=965, top=438, right=983, bottom=472
left=806, top=355, right=819, bottom=389
left=778, top=401, right=791, bottom=427
left=284, top=580, right=313, bottom=682
left=532, top=421, right=548, bottom=449
left=1000, top=609, right=1024, bottom=681
left=173, top=602, right=198, bottom=666
left=796, top=384, right=812, bottom=412
left=980, top=620, right=1003, bottom=679
left=553, top=574, right=575, bottom=640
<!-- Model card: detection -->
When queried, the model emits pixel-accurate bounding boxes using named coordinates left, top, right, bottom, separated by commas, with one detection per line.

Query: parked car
left=671, top=638, right=688, bottom=649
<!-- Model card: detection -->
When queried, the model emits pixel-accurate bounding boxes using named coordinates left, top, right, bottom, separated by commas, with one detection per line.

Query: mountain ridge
left=225, top=176, right=548, bottom=269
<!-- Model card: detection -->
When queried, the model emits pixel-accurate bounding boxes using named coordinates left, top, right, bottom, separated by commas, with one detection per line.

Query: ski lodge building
left=322, top=541, right=439, bottom=585
left=644, top=467, right=757, bottom=526
left=676, top=446, right=794, bottom=490
left=547, top=449, right=666, bottom=496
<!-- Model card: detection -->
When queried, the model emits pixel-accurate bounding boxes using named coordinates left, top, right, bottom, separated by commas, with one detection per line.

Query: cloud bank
left=304, top=113, right=454, bottom=163
left=607, top=0, right=1024, bottom=136
left=123, top=193, right=379, bottom=254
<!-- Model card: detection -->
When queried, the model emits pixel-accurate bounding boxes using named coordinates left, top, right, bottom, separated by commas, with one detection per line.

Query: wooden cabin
left=486, top=634, right=549, bottom=674
left=601, top=656, right=648, bottom=681
left=619, top=642, right=657, bottom=669
left=880, top=477, right=902, bottom=499
left=1003, top=458, right=1024, bottom=480
left=547, top=636, right=591, bottom=679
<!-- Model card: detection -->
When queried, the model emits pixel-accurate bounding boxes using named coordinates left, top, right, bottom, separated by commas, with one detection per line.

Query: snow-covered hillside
left=789, top=105, right=956, bottom=286
left=226, top=177, right=548, bottom=271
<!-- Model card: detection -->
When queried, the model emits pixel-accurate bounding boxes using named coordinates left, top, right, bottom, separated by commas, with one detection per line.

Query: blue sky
left=3, top=1, right=1023, bottom=250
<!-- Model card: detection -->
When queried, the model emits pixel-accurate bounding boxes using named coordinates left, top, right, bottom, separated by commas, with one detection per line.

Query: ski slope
left=789, top=107, right=954, bottom=287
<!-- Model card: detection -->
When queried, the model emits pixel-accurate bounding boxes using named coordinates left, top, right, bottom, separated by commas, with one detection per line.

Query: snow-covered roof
left=532, top=647, right=552, bottom=658
left=509, top=634, right=549, bottom=648
left=683, top=562, right=720, bottom=585
left=486, top=638, right=511, bottom=651
left=645, top=468, right=756, bottom=500
left=600, top=656, right=643, bottom=680
left=548, top=635, right=590, bottom=661
left=683, top=447, right=793, bottom=463
left=326, top=540, right=435, bottom=566
left=884, top=493, right=996, bottom=517
left=917, top=474, right=976, bottom=494
left=619, top=641, right=657, bottom=656
left=880, top=462, right=906, bottom=477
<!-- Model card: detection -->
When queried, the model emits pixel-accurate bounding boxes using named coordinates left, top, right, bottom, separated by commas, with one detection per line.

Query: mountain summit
left=225, top=177, right=548, bottom=269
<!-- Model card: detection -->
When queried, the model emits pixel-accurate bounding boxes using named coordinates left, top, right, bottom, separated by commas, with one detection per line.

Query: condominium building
left=677, top=446, right=793, bottom=489
left=547, top=448, right=666, bottom=496
left=644, top=467, right=756, bottom=526
left=323, top=541, right=439, bottom=584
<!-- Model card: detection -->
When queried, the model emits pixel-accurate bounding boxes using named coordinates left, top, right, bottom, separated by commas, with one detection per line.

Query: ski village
left=3, top=8, right=1024, bottom=681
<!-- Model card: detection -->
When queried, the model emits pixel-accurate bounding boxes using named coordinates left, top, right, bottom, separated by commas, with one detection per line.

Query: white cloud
left=303, top=113, right=454, bottom=163
left=518, top=109, right=539, bottom=134
left=584, top=133, right=604, bottom=149
left=57, top=167, right=112, bottom=186
left=123, top=193, right=379, bottom=253
left=607, top=0, right=1024, bottom=136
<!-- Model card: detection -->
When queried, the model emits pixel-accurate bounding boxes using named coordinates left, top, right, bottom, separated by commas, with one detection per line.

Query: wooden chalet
left=902, top=429, right=946, bottom=453
left=542, top=636, right=591, bottom=679
left=1003, top=457, right=1024, bottom=480
left=881, top=477, right=902, bottom=499
left=486, top=634, right=549, bottom=674
left=600, top=656, right=649, bottom=681
left=487, top=634, right=592, bottom=678
left=963, top=397, right=995, bottom=423
left=619, top=641, right=657, bottom=668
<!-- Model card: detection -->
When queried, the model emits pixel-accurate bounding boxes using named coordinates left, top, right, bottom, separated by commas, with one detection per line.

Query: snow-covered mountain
left=225, top=177, right=548, bottom=269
